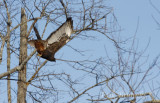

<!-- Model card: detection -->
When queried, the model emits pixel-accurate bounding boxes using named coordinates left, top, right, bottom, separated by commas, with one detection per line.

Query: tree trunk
left=7, top=18, right=11, bottom=103
left=17, top=8, right=27, bottom=103
left=3, top=0, right=12, bottom=102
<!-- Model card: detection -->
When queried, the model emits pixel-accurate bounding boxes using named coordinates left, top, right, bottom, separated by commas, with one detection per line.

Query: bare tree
left=0, top=0, right=159, bottom=103
left=3, top=0, right=11, bottom=103
left=17, top=8, right=28, bottom=103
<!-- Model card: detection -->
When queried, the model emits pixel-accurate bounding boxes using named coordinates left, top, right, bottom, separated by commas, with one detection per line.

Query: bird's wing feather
left=34, top=26, right=41, bottom=40
left=46, top=18, right=73, bottom=45
left=47, top=34, right=69, bottom=52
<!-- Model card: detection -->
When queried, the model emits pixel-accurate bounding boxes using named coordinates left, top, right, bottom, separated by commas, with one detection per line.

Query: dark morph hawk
left=28, top=18, right=73, bottom=61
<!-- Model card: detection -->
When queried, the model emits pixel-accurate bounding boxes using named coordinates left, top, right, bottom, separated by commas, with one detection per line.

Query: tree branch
left=26, top=60, right=48, bottom=87
left=69, top=76, right=115, bottom=103
left=60, top=0, right=68, bottom=19
left=0, top=50, right=36, bottom=79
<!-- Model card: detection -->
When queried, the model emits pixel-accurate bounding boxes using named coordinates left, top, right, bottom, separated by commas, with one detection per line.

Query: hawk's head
left=28, top=40, right=48, bottom=56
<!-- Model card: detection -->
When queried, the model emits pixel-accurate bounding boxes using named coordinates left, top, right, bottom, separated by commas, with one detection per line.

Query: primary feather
left=47, top=17, right=73, bottom=45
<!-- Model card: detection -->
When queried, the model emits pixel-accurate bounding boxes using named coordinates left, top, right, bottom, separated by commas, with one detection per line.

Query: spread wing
left=28, top=18, right=73, bottom=62
left=46, top=17, right=73, bottom=45
left=40, top=35, right=69, bottom=61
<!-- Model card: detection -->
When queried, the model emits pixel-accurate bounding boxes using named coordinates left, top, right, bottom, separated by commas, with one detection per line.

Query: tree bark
left=3, top=0, right=12, bottom=102
left=17, top=8, right=27, bottom=103
left=7, top=27, right=11, bottom=103
left=7, top=18, right=11, bottom=103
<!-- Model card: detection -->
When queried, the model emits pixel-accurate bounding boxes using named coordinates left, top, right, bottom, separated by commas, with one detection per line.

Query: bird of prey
left=28, top=17, right=73, bottom=61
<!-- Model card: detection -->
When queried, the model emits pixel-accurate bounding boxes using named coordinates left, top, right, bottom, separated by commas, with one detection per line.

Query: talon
left=26, top=82, right=30, bottom=86
left=37, top=53, right=42, bottom=56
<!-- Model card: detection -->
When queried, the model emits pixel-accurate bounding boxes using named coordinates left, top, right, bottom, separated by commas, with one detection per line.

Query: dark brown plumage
left=28, top=18, right=73, bottom=61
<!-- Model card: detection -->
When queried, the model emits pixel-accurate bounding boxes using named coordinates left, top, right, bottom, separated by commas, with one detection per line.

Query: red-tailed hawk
left=28, top=18, right=73, bottom=61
